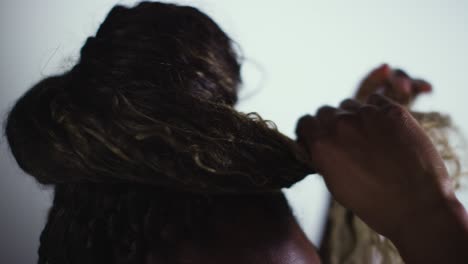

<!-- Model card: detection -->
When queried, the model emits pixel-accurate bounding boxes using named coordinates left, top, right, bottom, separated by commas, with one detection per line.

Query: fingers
left=296, top=105, right=354, bottom=146
left=295, top=115, right=331, bottom=174
left=355, top=64, right=392, bottom=102
left=339, top=99, right=363, bottom=112
left=412, top=79, right=432, bottom=94
left=367, top=92, right=394, bottom=107
left=355, top=64, right=433, bottom=106
left=330, top=94, right=399, bottom=120
left=297, top=93, right=406, bottom=149
left=316, top=106, right=339, bottom=129
left=295, top=115, right=324, bottom=146
left=317, top=105, right=362, bottom=132
left=393, top=69, right=410, bottom=78
left=386, top=69, right=432, bottom=106
left=366, top=93, right=414, bottom=127
left=391, top=69, right=412, bottom=94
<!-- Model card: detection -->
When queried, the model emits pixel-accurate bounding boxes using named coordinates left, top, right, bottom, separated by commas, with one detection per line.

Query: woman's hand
left=296, top=94, right=451, bottom=236
left=296, top=94, right=468, bottom=263
left=354, top=64, right=432, bottom=106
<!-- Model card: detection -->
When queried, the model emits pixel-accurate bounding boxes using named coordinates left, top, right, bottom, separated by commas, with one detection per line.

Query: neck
left=146, top=193, right=321, bottom=264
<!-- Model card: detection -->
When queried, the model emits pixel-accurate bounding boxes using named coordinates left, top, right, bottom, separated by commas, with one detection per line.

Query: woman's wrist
left=390, top=195, right=468, bottom=263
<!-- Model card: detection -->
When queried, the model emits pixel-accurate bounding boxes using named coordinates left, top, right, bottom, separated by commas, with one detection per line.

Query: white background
left=1, top=0, right=467, bottom=263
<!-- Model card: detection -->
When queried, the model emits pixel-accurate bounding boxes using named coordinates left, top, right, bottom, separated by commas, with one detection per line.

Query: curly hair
left=4, top=2, right=314, bottom=263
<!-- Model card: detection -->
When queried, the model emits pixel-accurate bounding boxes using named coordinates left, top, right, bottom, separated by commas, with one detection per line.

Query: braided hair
left=4, top=2, right=314, bottom=263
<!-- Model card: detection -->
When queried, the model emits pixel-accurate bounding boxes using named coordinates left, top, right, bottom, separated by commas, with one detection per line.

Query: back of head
left=4, top=1, right=314, bottom=263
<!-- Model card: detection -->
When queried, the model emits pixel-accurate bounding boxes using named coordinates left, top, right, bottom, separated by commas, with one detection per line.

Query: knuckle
left=340, top=98, right=355, bottom=106
left=335, top=114, right=355, bottom=126
left=296, top=115, right=314, bottom=132
left=334, top=114, right=359, bottom=134
left=358, top=105, right=378, bottom=121
left=385, top=104, right=407, bottom=119
left=317, top=105, right=336, bottom=116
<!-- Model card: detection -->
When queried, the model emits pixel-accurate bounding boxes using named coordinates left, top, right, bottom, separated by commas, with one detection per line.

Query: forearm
left=391, top=197, right=468, bottom=264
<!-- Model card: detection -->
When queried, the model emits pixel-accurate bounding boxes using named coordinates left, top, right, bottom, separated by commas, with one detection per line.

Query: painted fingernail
left=420, top=83, right=432, bottom=92
left=377, top=64, right=391, bottom=78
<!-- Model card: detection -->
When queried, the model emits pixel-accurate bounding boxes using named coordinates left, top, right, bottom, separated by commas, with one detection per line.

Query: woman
left=4, top=1, right=467, bottom=263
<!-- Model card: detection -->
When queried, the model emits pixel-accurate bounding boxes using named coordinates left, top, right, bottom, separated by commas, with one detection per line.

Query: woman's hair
left=4, top=2, right=314, bottom=263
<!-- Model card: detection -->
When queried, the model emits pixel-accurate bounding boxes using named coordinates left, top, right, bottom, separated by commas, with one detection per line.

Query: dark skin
left=148, top=65, right=468, bottom=264
left=297, top=64, right=468, bottom=263
left=146, top=193, right=321, bottom=264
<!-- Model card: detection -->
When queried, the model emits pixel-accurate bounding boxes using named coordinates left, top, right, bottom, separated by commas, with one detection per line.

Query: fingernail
left=420, top=83, right=432, bottom=92
left=377, top=64, right=391, bottom=78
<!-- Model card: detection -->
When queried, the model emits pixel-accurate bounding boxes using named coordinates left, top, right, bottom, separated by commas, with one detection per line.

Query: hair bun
left=4, top=1, right=314, bottom=193
left=5, top=74, right=72, bottom=184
